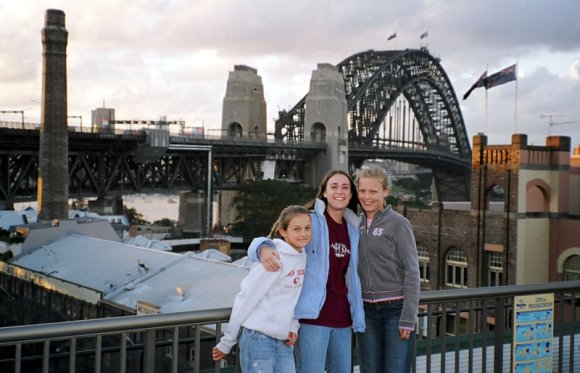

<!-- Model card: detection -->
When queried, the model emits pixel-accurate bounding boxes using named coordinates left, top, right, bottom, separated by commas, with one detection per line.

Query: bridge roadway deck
left=0, top=126, right=470, bottom=203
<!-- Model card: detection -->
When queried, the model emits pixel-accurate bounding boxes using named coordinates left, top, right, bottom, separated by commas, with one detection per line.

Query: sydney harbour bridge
left=0, top=48, right=471, bottom=211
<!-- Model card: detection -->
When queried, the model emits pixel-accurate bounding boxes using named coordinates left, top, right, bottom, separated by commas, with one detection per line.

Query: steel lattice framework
left=0, top=129, right=323, bottom=205
left=275, top=49, right=472, bottom=200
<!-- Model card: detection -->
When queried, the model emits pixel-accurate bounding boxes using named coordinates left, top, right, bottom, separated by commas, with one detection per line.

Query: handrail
left=420, top=280, right=580, bottom=302
left=0, top=308, right=231, bottom=344
left=3, top=281, right=579, bottom=343
left=1, top=282, right=578, bottom=372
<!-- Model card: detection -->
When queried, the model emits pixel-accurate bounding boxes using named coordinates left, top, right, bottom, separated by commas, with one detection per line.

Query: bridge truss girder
left=0, top=149, right=313, bottom=204
left=276, top=49, right=472, bottom=201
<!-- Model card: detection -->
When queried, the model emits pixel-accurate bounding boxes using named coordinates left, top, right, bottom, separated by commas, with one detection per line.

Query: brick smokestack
left=37, top=9, right=69, bottom=221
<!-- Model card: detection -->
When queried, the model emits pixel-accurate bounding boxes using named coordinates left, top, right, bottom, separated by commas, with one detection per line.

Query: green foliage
left=153, top=218, right=175, bottom=227
left=123, top=205, right=150, bottom=225
left=231, top=180, right=317, bottom=240
left=394, top=177, right=418, bottom=190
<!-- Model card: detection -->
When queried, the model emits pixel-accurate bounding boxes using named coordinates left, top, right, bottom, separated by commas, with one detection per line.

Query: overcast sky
left=1, top=0, right=579, bottom=150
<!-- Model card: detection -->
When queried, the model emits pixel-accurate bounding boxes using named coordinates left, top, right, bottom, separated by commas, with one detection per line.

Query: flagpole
left=513, top=61, right=519, bottom=134
left=485, top=64, right=489, bottom=135
left=485, top=89, right=488, bottom=134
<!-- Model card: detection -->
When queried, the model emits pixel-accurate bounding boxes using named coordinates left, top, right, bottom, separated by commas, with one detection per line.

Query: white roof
left=124, top=235, right=172, bottom=251
left=10, top=233, right=249, bottom=313
left=106, top=252, right=249, bottom=313
left=0, top=210, right=29, bottom=230
left=69, top=210, right=130, bottom=226
left=232, top=256, right=253, bottom=268
left=192, top=249, right=231, bottom=261
left=21, top=220, right=121, bottom=253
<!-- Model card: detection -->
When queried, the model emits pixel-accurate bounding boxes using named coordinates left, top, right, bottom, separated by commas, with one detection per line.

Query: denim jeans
left=357, top=302, right=414, bottom=373
left=239, top=328, right=296, bottom=373
left=295, top=323, right=352, bottom=373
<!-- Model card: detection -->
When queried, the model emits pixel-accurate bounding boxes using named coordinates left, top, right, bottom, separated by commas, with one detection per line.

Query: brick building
left=405, top=133, right=580, bottom=291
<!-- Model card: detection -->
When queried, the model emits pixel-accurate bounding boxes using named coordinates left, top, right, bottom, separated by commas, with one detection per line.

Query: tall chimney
left=37, top=9, right=69, bottom=221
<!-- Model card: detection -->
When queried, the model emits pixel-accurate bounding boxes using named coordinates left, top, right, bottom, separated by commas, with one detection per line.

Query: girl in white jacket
left=212, top=205, right=311, bottom=373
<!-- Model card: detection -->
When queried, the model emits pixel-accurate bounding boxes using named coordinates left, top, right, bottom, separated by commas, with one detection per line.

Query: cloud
left=1, top=0, right=579, bottom=146
left=570, top=60, right=580, bottom=80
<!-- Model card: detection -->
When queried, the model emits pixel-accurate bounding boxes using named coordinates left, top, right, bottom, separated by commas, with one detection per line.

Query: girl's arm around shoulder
left=248, top=237, right=281, bottom=271
left=247, top=237, right=275, bottom=261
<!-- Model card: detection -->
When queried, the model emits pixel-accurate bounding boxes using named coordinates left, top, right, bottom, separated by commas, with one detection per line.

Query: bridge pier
left=0, top=201, right=14, bottom=211
left=178, top=191, right=207, bottom=237
left=88, top=196, right=124, bottom=216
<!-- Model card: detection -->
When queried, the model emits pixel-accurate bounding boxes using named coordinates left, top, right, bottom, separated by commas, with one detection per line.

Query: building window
left=564, top=255, right=580, bottom=281
left=446, top=248, right=468, bottom=288
left=417, top=246, right=430, bottom=283
left=488, top=251, right=503, bottom=287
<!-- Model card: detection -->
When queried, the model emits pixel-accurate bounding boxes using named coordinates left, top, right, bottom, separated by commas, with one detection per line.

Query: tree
left=231, top=180, right=316, bottom=240
left=123, top=205, right=150, bottom=225
left=153, top=218, right=175, bottom=227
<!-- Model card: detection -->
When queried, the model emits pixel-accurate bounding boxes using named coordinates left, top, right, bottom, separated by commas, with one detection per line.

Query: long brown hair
left=268, top=205, right=311, bottom=239
left=305, top=169, right=359, bottom=213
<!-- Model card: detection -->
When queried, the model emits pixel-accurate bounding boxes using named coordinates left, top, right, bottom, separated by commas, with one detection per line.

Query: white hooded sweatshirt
left=216, top=238, right=306, bottom=354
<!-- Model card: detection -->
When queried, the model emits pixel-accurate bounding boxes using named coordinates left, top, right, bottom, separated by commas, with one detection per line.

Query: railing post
left=494, top=297, right=505, bottom=372
left=143, top=329, right=156, bottom=373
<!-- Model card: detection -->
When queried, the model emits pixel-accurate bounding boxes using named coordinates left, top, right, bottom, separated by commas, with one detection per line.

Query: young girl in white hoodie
left=212, top=205, right=311, bottom=373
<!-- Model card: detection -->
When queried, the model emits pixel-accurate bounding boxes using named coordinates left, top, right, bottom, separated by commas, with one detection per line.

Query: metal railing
left=0, top=281, right=578, bottom=373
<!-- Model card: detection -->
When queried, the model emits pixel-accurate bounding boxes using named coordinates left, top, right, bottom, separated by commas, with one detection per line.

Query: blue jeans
left=296, top=323, right=352, bottom=373
left=357, top=302, right=414, bottom=373
left=239, top=328, right=296, bottom=373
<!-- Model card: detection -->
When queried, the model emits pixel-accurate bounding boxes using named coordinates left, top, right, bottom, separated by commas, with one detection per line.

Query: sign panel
left=513, top=293, right=554, bottom=373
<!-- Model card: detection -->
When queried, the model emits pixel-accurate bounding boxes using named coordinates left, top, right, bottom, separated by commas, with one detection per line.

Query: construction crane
left=540, top=114, right=578, bottom=135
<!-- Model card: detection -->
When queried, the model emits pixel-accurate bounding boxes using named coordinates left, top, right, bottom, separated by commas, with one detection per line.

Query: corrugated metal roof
left=0, top=210, right=28, bottom=230
left=10, top=233, right=249, bottom=313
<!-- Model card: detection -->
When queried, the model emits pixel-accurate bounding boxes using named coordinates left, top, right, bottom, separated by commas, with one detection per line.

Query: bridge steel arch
left=275, top=49, right=472, bottom=201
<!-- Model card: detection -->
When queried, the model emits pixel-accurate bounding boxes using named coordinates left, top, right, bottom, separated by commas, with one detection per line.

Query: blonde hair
left=268, top=205, right=311, bottom=239
left=354, top=166, right=390, bottom=190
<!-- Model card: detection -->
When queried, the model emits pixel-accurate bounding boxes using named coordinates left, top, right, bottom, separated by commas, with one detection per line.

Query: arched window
left=229, top=122, right=242, bottom=137
left=310, top=122, right=326, bottom=143
left=564, top=255, right=580, bottom=281
left=446, top=247, right=468, bottom=288
left=417, top=246, right=430, bottom=283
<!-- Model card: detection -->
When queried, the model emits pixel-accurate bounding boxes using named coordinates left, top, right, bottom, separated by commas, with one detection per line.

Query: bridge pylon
left=221, top=65, right=267, bottom=139
left=304, top=63, right=349, bottom=184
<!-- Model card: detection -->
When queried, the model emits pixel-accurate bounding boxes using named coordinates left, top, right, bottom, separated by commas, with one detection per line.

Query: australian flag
left=463, top=70, right=487, bottom=100
left=484, top=64, right=517, bottom=89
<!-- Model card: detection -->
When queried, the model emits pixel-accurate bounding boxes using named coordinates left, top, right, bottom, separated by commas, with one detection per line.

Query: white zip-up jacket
left=216, top=238, right=306, bottom=354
